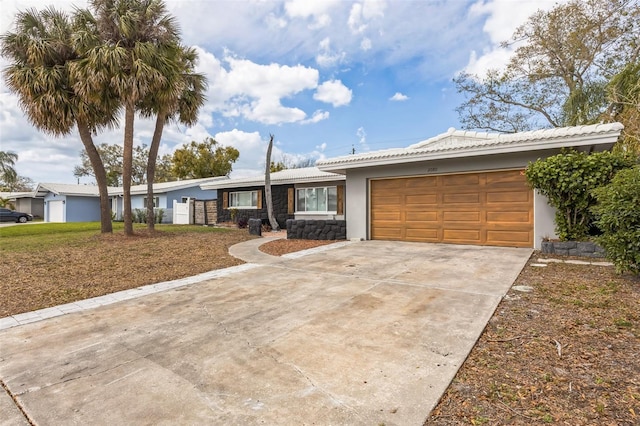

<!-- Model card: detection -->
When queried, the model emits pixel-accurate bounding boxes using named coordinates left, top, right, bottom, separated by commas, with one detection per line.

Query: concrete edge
left=0, top=263, right=261, bottom=332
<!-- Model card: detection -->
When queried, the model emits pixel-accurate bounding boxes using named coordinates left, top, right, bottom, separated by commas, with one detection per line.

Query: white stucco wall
left=343, top=151, right=559, bottom=249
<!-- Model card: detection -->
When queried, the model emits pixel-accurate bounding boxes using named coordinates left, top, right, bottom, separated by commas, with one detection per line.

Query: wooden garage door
left=370, top=170, right=533, bottom=247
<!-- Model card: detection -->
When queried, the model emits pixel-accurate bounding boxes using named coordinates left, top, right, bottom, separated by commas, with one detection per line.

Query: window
left=296, top=187, right=337, bottom=213
left=229, top=191, right=258, bottom=208
left=143, top=196, right=160, bottom=208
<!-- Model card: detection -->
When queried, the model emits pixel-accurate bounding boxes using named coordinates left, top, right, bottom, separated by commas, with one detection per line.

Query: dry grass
left=0, top=226, right=256, bottom=317
left=426, top=257, right=640, bottom=425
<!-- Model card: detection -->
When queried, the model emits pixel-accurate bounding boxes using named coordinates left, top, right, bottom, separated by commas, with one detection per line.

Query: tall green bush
left=591, top=166, right=640, bottom=274
left=525, top=150, right=634, bottom=241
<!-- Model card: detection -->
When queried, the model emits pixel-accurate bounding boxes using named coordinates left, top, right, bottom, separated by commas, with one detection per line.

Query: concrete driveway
left=0, top=240, right=531, bottom=425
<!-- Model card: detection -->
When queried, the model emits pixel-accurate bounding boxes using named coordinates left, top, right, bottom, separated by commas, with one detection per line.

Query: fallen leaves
left=425, top=258, right=640, bottom=425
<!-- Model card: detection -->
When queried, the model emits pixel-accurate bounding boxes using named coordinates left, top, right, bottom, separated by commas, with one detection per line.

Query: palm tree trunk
left=146, top=111, right=167, bottom=231
left=123, top=103, right=135, bottom=236
left=265, top=134, right=279, bottom=231
left=77, top=120, right=113, bottom=234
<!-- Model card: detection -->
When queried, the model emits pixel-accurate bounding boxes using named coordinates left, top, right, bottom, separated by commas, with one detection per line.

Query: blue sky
left=0, top=0, right=564, bottom=185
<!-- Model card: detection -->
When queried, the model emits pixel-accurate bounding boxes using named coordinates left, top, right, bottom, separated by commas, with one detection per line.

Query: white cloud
left=356, top=126, right=369, bottom=151
left=389, top=92, right=409, bottom=101
left=348, top=1, right=386, bottom=34
left=462, top=0, right=570, bottom=77
left=360, top=37, right=372, bottom=51
left=213, top=129, right=270, bottom=178
left=316, top=37, right=346, bottom=68
left=314, top=80, right=353, bottom=107
left=284, top=0, right=340, bottom=29
left=196, top=48, right=321, bottom=125
left=301, top=110, right=330, bottom=125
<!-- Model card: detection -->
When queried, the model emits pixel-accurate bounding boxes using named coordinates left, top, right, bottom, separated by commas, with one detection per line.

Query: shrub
left=525, top=150, right=634, bottom=241
left=237, top=216, right=248, bottom=229
left=133, top=208, right=147, bottom=223
left=155, top=208, right=165, bottom=224
left=591, top=166, right=640, bottom=274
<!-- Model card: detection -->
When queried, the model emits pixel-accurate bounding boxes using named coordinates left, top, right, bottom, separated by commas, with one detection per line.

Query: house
left=200, top=167, right=346, bottom=234
left=35, top=183, right=111, bottom=223
left=0, top=190, right=45, bottom=218
left=109, top=177, right=228, bottom=223
left=36, top=177, right=226, bottom=223
left=316, top=123, right=624, bottom=249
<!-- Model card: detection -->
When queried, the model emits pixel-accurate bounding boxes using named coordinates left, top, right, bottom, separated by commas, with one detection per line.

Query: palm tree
left=80, top=0, right=180, bottom=236
left=0, top=151, right=18, bottom=189
left=1, top=7, right=117, bottom=233
left=138, top=44, right=206, bottom=231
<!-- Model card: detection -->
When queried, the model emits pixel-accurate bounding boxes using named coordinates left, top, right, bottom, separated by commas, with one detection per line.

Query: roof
left=35, top=177, right=227, bottom=197
left=0, top=191, right=43, bottom=199
left=109, top=176, right=229, bottom=196
left=317, top=123, right=624, bottom=173
left=34, top=183, right=112, bottom=197
left=200, top=167, right=345, bottom=190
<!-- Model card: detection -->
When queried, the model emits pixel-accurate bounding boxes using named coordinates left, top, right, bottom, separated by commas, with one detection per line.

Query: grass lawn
left=0, top=222, right=257, bottom=317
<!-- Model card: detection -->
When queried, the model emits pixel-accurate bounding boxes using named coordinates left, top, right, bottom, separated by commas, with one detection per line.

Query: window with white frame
left=143, top=196, right=160, bottom=208
left=229, top=191, right=258, bottom=208
left=296, top=187, right=337, bottom=213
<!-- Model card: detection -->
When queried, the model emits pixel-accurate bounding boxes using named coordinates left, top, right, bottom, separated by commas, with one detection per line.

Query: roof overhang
left=317, top=123, right=624, bottom=174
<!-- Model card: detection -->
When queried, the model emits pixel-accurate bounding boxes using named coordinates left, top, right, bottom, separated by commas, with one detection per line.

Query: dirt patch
left=259, top=237, right=338, bottom=256
left=426, top=256, right=640, bottom=425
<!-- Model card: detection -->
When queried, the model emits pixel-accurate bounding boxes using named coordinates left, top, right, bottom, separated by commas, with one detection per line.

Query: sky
left=0, top=0, right=565, bottom=185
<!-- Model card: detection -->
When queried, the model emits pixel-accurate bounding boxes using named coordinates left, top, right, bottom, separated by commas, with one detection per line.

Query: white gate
left=48, top=200, right=64, bottom=222
left=172, top=199, right=191, bottom=224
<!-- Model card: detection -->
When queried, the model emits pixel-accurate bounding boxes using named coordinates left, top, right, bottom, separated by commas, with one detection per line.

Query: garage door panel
left=370, top=170, right=533, bottom=247
left=443, top=211, right=481, bottom=222
left=486, top=191, right=530, bottom=203
left=406, top=211, right=437, bottom=222
left=405, top=194, right=437, bottom=205
left=487, top=211, right=531, bottom=223
left=405, top=177, right=437, bottom=189
left=443, top=193, right=480, bottom=204
left=372, top=227, right=404, bottom=239
left=371, top=196, right=403, bottom=206
left=443, top=229, right=481, bottom=243
left=405, top=228, right=439, bottom=241
left=485, top=170, right=525, bottom=185
left=487, top=230, right=532, bottom=245
left=371, top=180, right=404, bottom=191
left=372, top=211, right=402, bottom=221
left=441, top=174, right=480, bottom=186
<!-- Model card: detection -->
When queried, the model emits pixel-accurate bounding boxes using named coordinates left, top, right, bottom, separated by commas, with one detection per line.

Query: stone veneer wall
left=216, top=185, right=293, bottom=229
left=540, top=241, right=606, bottom=258
left=286, top=219, right=347, bottom=240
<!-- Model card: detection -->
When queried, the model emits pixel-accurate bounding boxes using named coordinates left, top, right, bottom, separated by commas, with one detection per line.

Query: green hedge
left=592, top=166, right=640, bottom=274
left=525, top=150, right=634, bottom=241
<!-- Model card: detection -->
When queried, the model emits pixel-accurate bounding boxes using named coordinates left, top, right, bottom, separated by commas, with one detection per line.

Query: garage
left=370, top=170, right=533, bottom=248
left=317, top=123, right=623, bottom=248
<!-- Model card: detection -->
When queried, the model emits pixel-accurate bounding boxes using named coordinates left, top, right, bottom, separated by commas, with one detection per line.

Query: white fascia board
left=318, top=131, right=621, bottom=172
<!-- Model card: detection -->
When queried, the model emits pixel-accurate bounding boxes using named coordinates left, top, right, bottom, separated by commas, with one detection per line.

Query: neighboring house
left=35, top=183, right=111, bottom=223
left=200, top=167, right=346, bottom=229
left=110, top=177, right=227, bottom=223
left=316, top=123, right=624, bottom=249
left=35, top=177, right=226, bottom=223
left=0, top=190, right=45, bottom=218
